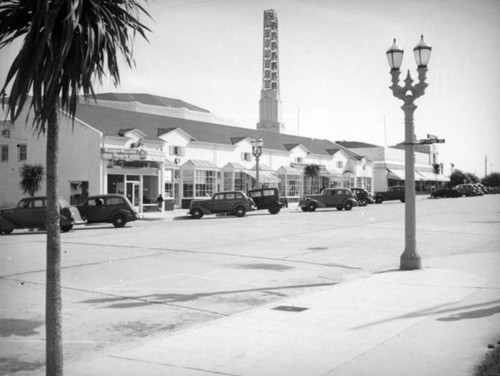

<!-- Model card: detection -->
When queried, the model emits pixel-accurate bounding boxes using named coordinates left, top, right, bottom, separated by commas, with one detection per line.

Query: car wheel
left=344, top=201, right=353, bottom=211
left=400, top=199, right=405, bottom=203
left=307, top=203, right=316, bottom=212
left=235, top=206, right=246, bottom=217
left=360, top=199, right=368, bottom=206
left=61, top=225, right=73, bottom=232
left=1, top=228, right=13, bottom=235
left=300, top=207, right=308, bottom=212
left=112, top=214, right=126, bottom=228
left=336, top=207, right=343, bottom=211
left=375, top=197, right=383, bottom=204
left=191, top=208, right=203, bottom=219
left=268, top=203, right=281, bottom=215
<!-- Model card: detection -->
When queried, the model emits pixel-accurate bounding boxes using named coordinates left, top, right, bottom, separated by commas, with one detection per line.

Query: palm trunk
left=46, top=104, right=63, bottom=375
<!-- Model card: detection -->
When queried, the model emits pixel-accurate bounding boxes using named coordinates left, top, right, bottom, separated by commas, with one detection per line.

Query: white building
left=336, top=141, right=449, bottom=192
left=0, top=94, right=374, bottom=212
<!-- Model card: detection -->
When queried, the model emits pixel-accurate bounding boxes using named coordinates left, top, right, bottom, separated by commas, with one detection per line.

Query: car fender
left=0, top=216, right=16, bottom=232
left=346, top=198, right=359, bottom=207
left=112, top=208, right=137, bottom=220
left=302, top=198, right=324, bottom=208
left=190, top=205, right=213, bottom=215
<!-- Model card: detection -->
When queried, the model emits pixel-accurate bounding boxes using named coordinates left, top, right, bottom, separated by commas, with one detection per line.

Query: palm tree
left=304, top=164, right=321, bottom=194
left=0, top=2, right=150, bottom=375
left=19, top=163, right=44, bottom=196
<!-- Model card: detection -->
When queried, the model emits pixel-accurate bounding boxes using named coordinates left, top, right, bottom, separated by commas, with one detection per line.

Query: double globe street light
left=386, top=35, right=432, bottom=270
left=251, top=138, right=264, bottom=188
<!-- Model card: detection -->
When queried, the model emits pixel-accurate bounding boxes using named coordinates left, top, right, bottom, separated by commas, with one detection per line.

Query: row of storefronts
left=0, top=94, right=446, bottom=211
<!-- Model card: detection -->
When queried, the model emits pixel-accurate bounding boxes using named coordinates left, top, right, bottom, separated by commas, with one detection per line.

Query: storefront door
left=126, top=182, right=140, bottom=211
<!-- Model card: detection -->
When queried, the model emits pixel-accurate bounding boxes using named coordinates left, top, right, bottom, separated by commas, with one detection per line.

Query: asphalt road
left=1, top=194, right=499, bottom=375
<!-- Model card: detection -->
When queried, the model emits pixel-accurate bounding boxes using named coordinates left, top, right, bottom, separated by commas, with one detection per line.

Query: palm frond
left=0, top=0, right=151, bottom=133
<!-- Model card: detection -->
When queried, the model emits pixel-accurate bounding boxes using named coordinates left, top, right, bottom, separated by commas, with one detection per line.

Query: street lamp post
left=386, top=35, right=432, bottom=270
left=251, top=138, right=264, bottom=188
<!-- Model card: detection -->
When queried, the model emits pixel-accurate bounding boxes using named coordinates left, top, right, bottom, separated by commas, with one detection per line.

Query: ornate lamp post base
left=400, top=254, right=422, bottom=270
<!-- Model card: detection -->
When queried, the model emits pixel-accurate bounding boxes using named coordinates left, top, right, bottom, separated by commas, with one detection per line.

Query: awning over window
left=416, top=170, right=449, bottom=182
left=320, top=167, right=342, bottom=178
left=243, top=170, right=281, bottom=183
left=387, top=168, right=405, bottom=180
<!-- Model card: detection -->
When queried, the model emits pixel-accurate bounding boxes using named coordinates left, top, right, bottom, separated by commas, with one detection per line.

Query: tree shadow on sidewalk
left=437, top=304, right=500, bottom=321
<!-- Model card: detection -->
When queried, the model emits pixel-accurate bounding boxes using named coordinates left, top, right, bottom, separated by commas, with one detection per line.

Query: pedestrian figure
left=156, top=194, right=164, bottom=212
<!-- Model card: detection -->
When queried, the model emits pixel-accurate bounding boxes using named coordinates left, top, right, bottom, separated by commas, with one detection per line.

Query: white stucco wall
left=0, top=110, right=102, bottom=207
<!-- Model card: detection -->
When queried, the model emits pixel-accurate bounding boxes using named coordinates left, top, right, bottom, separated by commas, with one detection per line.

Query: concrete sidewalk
left=64, top=252, right=500, bottom=376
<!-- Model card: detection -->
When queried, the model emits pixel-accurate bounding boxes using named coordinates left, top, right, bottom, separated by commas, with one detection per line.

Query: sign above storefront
left=102, top=147, right=165, bottom=163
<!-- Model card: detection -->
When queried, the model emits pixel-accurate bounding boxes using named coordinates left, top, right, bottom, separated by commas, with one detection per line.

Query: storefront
left=102, top=147, right=166, bottom=212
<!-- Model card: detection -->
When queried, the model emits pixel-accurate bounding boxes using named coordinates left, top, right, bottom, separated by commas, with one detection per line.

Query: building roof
left=74, top=103, right=344, bottom=157
left=335, top=141, right=382, bottom=149
left=90, top=93, right=210, bottom=113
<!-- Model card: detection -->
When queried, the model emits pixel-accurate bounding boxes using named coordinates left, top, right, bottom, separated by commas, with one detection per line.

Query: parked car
left=430, top=187, right=460, bottom=198
left=248, top=187, right=288, bottom=214
left=455, top=184, right=482, bottom=197
left=374, top=186, right=405, bottom=204
left=350, top=187, right=374, bottom=206
left=188, top=191, right=256, bottom=219
left=473, top=183, right=489, bottom=194
left=77, top=194, right=138, bottom=228
left=0, top=196, right=83, bottom=234
left=299, top=188, right=359, bottom=212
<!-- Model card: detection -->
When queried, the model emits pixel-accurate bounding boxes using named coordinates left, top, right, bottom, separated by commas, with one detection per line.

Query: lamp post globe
left=386, top=39, right=404, bottom=71
left=413, top=35, right=432, bottom=68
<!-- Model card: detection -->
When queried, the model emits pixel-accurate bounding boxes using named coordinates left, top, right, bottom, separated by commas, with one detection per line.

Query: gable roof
left=74, top=103, right=345, bottom=157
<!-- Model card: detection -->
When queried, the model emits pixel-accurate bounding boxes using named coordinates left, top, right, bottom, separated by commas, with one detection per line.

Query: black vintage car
left=248, top=187, right=288, bottom=214
left=430, top=188, right=460, bottom=199
left=350, top=187, right=374, bottom=206
left=77, top=194, right=138, bottom=228
left=188, top=191, right=256, bottom=219
left=0, top=196, right=82, bottom=234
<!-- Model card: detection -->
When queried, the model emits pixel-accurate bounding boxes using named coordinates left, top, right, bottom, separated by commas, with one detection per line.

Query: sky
left=1, top=0, right=499, bottom=177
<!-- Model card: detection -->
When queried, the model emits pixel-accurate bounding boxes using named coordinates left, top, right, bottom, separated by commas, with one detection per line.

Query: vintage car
left=77, top=194, right=138, bottom=228
left=248, top=187, right=288, bottom=214
left=430, top=187, right=460, bottom=199
left=0, top=196, right=82, bottom=234
left=374, top=186, right=405, bottom=204
left=299, top=188, right=359, bottom=212
left=455, top=184, right=482, bottom=197
left=350, top=187, right=374, bottom=206
left=188, top=191, right=256, bottom=219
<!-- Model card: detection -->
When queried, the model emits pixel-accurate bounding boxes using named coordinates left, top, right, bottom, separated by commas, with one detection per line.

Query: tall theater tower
left=257, top=9, right=285, bottom=133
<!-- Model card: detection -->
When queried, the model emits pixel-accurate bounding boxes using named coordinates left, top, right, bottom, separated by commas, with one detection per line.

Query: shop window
left=183, top=170, right=194, bottom=198
left=18, top=144, right=27, bottom=161
left=142, top=175, right=158, bottom=204
left=164, top=169, right=174, bottom=198
left=108, top=174, right=125, bottom=194
left=287, top=174, right=301, bottom=197
left=1, top=145, right=7, bottom=162
left=223, top=171, right=233, bottom=191
left=234, top=171, right=245, bottom=191
left=70, top=181, right=89, bottom=205
left=195, top=170, right=215, bottom=197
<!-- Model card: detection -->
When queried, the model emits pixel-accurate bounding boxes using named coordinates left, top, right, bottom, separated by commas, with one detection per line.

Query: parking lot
left=1, top=195, right=499, bottom=375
